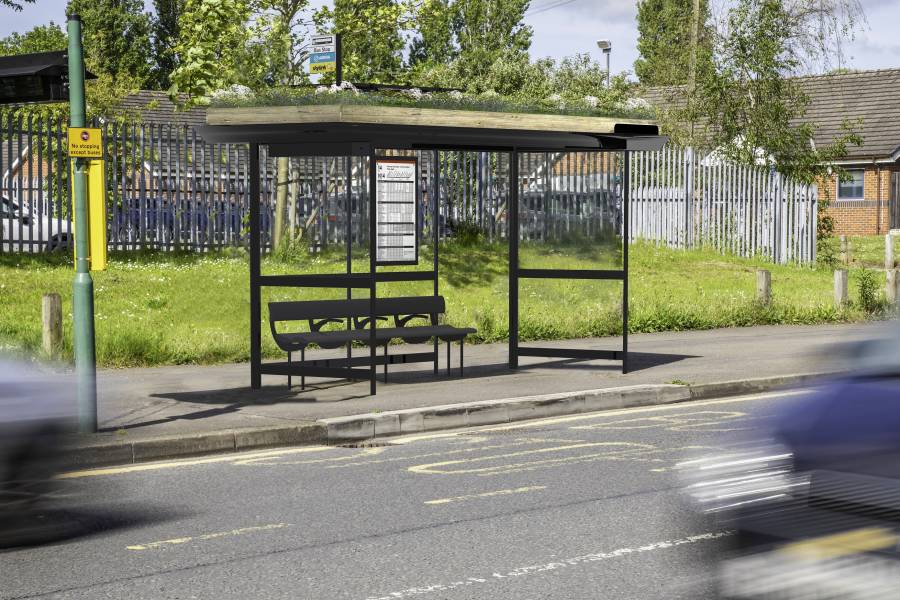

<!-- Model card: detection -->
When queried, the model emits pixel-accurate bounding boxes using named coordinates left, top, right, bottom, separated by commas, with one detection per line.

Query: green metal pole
left=68, top=14, right=97, bottom=433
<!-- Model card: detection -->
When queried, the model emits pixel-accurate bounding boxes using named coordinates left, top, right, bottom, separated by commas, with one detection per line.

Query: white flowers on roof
left=315, top=81, right=360, bottom=95
left=622, top=97, right=651, bottom=111
left=209, top=84, right=253, bottom=101
left=401, top=87, right=431, bottom=100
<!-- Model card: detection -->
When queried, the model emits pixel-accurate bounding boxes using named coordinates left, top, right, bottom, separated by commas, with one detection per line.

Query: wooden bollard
left=887, top=234, right=895, bottom=270
left=834, top=270, right=849, bottom=309
left=42, top=293, right=62, bottom=359
left=888, top=269, right=899, bottom=305
left=756, top=269, right=771, bottom=306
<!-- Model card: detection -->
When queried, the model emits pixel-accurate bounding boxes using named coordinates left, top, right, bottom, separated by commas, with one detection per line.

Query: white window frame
left=837, top=169, right=865, bottom=200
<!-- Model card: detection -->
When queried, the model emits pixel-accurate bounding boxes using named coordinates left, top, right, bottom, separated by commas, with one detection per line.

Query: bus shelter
left=201, top=104, right=667, bottom=395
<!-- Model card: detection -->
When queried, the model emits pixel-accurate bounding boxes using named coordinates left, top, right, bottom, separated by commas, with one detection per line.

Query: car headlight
left=677, top=441, right=809, bottom=514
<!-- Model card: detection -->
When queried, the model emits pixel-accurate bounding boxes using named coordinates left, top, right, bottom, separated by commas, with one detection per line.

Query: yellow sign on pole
left=68, top=127, right=103, bottom=159
left=71, top=160, right=108, bottom=271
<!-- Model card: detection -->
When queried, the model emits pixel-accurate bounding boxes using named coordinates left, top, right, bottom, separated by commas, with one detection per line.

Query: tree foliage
left=1, top=0, right=33, bottom=11
left=168, top=0, right=251, bottom=101
left=0, top=23, right=67, bottom=55
left=665, top=0, right=862, bottom=182
left=634, top=0, right=713, bottom=86
left=67, top=0, right=154, bottom=86
left=148, top=0, right=185, bottom=89
left=314, top=0, right=407, bottom=83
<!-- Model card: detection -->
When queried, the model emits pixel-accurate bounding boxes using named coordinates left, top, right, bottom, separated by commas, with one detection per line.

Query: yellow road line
left=778, top=527, right=898, bottom=561
left=390, top=389, right=807, bottom=445
left=424, top=486, right=547, bottom=505
left=60, top=446, right=333, bottom=479
left=126, top=523, right=290, bottom=551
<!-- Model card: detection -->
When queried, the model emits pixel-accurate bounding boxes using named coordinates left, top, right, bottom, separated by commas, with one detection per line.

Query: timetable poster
left=375, top=158, right=418, bottom=265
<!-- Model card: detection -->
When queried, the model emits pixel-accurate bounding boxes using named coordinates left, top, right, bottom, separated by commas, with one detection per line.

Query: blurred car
left=0, top=358, right=75, bottom=547
left=679, top=326, right=900, bottom=599
left=1, top=195, right=70, bottom=252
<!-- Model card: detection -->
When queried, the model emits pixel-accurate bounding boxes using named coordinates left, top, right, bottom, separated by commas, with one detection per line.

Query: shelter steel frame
left=248, top=145, right=631, bottom=395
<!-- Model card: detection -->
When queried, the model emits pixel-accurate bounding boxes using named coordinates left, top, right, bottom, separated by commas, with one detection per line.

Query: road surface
left=1, top=390, right=803, bottom=599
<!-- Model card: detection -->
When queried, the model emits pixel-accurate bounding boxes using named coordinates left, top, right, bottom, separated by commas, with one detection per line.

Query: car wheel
left=46, top=234, right=69, bottom=253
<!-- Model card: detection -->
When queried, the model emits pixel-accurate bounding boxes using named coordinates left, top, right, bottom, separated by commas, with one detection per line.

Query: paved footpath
left=2, top=389, right=796, bottom=599
left=90, top=323, right=877, bottom=444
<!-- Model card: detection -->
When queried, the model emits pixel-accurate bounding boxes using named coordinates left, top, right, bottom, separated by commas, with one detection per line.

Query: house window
left=837, top=169, right=865, bottom=200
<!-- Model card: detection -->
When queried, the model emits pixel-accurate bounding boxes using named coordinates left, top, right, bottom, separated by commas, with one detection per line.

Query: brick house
left=801, top=69, right=900, bottom=236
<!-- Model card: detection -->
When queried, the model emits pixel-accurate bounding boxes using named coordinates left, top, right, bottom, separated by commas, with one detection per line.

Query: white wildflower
left=622, top=97, right=651, bottom=111
left=401, top=87, right=428, bottom=100
left=209, top=84, right=253, bottom=101
left=448, top=90, right=464, bottom=100
left=583, top=95, right=599, bottom=108
left=315, top=85, right=331, bottom=95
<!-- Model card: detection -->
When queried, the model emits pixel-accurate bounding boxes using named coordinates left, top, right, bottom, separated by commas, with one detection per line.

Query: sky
left=2, top=0, right=899, bottom=76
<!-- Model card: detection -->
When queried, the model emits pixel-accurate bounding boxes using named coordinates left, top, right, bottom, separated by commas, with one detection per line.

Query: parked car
left=1, top=195, right=70, bottom=252
left=679, top=327, right=900, bottom=599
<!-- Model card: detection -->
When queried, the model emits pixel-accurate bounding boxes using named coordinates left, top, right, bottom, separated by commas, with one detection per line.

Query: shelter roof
left=201, top=104, right=666, bottom=153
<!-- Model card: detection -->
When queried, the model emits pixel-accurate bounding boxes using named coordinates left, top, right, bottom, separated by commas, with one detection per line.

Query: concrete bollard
left=839, top=235, right=848, bottom=265
left=887, top=234, right=896, bottom=270
left=756, top=269, right=771, bottom=306
left=834, top=269, right=849, bottom=309
left=42, top=293, right=62, bottom=359
left=888, top=270, right=900, bottom=306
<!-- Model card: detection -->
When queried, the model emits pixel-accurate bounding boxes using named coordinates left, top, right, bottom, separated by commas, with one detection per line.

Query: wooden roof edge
left=206, top=103, right=657, bottom=135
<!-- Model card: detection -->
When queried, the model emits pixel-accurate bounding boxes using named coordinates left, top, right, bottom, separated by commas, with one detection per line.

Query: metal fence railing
left=1, top=112, right=817, bottom=263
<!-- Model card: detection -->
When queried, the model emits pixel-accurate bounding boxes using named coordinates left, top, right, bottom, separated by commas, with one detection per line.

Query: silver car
left=1, top=195, right=70, bottom=252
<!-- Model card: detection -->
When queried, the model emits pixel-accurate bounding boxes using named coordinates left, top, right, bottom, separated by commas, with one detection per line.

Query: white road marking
left=363, top=531, right=732, bottom=599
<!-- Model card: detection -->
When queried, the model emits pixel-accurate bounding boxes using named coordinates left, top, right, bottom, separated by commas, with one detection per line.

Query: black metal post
left=368, top=152, right=377, bottom=395
left=622, top=151, right=630, bottom=374
left=347, top=156, right=352, bottom=365
left=335, top=34, right=343, bottom=86
left=509, top=150, right=519, bottom=369
left=249, top=144, right=262, bottom=388
left=433, top=149, right=440, bottom=375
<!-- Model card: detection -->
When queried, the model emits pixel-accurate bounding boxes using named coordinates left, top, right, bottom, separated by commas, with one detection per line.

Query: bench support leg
left=287, top=352, right=292, bottom=389
left=433, top=338, right=438, bottom=375
left=301, top=348, right=305, bottom=390
left=383, top=344, right=388, bottom=383
left=460, top=338, right=464, bottom=377
left=446, top=340, right=451, bottom=377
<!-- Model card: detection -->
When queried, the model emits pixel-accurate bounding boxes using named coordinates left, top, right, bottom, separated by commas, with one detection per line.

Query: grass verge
left=0, top=238, right=890, bottom=368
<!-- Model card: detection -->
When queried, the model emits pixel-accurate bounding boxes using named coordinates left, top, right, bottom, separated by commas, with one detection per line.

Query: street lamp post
left=596, top=39, right=612, bottom=88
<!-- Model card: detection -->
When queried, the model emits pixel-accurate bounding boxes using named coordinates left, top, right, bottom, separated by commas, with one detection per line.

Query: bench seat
left=273, top=325, right=476, bottom=353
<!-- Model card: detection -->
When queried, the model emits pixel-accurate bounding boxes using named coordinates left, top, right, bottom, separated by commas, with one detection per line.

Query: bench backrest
left=269, top=295, right=447, bottom=324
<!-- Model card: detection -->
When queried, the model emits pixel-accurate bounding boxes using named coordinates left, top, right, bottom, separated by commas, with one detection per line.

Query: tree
left=0, top=23, right=67, bottom=55
left=67, top=0, right=154, bottom=86
left=669, top=0, right=863, bottom=178
left=1, top=0, right=33, bottom=11
left=451, top=0, right=531, bottom=82
left=315, top=0, right=407, bottom=83
left=168, top=0, right=251, bottom=101
left=634, top=0, right=713, bottom=86
left=148, top=0, right=185, bottom=90
left=242, top=0, right=310, bottom=87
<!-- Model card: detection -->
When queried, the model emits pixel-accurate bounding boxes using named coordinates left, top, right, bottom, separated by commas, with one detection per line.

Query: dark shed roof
left=117, top=90, right=207, bottom=127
